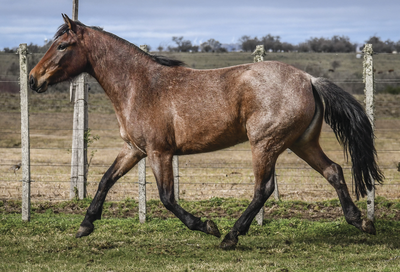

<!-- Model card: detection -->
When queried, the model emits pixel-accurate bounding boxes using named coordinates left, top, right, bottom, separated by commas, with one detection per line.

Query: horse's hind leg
left=76, top=143, right=145, bottom=238
left=290, top=141, right=376, bottom=235
left=147, top=150, right=221, bottom=238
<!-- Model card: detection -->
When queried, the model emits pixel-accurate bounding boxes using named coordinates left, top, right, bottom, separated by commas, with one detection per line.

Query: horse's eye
left=57, top=43, right=68, bottom=51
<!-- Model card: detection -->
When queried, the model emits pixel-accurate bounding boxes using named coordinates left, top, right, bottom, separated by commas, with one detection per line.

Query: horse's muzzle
left=29, top=75, right=47, bottom=93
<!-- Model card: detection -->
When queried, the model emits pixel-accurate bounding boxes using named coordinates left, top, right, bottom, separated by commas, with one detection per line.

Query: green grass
left=2, top=198, right=400, bottom=271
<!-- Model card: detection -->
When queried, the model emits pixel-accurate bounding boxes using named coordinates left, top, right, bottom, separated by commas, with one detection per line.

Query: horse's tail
left=311, top=77, right=384, bottom=200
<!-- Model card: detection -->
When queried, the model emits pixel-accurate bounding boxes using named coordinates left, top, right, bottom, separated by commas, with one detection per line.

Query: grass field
left=1, top=198, right=400, bottom=271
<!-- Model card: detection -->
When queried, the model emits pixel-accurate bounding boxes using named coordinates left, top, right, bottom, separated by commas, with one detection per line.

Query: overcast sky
left=1, top=0, right=399, bottom=50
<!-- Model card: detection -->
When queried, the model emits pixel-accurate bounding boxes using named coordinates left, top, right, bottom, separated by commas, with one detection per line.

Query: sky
left=1, top=0, right=399, bottom=51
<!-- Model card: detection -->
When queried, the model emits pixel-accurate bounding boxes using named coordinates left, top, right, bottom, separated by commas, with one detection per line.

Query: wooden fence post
left=363, top=44, right=375, bottom=221
left=70, top=0, right=88, bottom=199
left=19, top=43, right=31, bottom=221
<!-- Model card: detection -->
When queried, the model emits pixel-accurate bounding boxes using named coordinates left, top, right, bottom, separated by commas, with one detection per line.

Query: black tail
left=311, top=77, right=384, bottom=199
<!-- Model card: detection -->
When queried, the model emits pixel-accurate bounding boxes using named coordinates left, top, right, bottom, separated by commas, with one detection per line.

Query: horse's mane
left=54, top=21, right=185, bottom=67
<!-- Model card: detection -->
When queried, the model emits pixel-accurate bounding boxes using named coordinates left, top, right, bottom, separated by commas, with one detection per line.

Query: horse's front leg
left=148, top=150, right=221, bottom=238
left=76, top=143, right=145, bottom=238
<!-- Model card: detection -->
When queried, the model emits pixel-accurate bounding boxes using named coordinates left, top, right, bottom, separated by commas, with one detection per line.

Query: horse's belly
left=174, top=119, right=248, bottom=155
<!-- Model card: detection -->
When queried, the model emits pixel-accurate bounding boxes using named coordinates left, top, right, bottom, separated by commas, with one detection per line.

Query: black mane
left=54, top=21, right=185, bottom=67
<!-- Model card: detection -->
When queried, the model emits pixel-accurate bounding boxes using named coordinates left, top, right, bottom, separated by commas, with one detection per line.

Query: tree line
left=164, top=35, right=400, bottom=53
left=2, top=35, right=400, bottom=54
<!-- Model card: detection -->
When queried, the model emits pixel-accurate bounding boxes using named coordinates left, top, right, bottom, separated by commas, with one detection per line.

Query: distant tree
left=207, top=39, right=221, bottom=52
left=362, top=36, right=394, bottom=53
left=240, top=34, right=296, bottom=52
left=170, top=36, right=195, bottom=52
left=157, top=45, right=164, bottom=52
left=200, top=39, right=224, bottom=52
left=297, top=42, right=310, bottom=52
left=394, top=41, right=400, bottom=52
left=200, top=42, right=212, bottom=52
left=307, top=37, right=328, bottom=52
left=330, top=36, right=355, bottom=52
left=281, top=42, right=295, bottom=52
left=261, top=34, right=282, bottom=52
left=172, top=36, right=184, bottom=48
left=3, top=47, right=16, bottom=53
left=239, top=35, right=261, bottom=52
left=167, top=45, right=177, bottom=52
left=305, top=36, right=355, bottom=52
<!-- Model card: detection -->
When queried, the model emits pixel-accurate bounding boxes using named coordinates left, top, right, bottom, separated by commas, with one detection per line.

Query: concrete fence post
left=363, top=44, right=375, bottom=222
left=70, top=0, right=88, bottom=199
left=137, top=45, right=150, bottom=223
left=138, top=159, right=147, bottom=224
left=173, top=155, right=179, bottom=203
left=252, top=45, right=268, bottom=226
left=19, top=43, right=31, bottom=221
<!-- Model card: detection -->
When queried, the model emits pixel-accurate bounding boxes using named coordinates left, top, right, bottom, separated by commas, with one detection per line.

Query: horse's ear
left=62, top=14, right=77, bottom=33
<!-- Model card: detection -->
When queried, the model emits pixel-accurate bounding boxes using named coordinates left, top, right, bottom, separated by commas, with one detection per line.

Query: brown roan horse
left=30, top=14, right=383, bottom=250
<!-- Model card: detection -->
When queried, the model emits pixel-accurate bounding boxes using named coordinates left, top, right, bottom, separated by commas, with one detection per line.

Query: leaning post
left=252, top=45, right=270, bottom=226
left=19, top=43, right=31, bottom=221
left=363, top=44, right=375, bottom=222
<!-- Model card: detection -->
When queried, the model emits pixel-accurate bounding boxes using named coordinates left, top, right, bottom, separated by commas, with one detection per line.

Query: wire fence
left=1, top=52, right=400, bottom=203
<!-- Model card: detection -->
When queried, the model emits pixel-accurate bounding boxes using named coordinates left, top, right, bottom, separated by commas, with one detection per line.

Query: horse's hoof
left=219, top=234, right=238, bottom=250
left=220, top=232, right=238, bottom=250
left=75, top=222, right=94, bottom=238
left=361, top=219, right=376, bottom=235
left=206, top=220, right=221, bottom=238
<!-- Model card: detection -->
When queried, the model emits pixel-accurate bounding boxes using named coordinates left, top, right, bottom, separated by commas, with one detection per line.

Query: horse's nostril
left=29, top=75, right=36, bottom=89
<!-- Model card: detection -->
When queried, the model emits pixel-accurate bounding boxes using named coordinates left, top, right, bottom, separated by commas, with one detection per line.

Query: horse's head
left=29, top=14, right=88, bottom=93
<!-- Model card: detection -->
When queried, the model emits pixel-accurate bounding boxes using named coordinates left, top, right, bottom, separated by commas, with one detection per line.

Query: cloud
left=0, top=0, right=399, bottom=49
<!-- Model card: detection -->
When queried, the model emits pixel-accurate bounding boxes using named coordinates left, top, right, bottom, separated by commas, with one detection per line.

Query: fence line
left=1, top=46, right=399, bottom=223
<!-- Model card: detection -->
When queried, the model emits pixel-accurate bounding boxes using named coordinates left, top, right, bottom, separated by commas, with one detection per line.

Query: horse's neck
left=86, top=35, right=150, bottom=101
